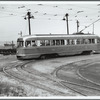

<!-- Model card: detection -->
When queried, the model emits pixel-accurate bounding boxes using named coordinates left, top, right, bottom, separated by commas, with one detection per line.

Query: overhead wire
left=0, top=3, right=100, bottom=31
left=0, top=4, right=97, bottom=19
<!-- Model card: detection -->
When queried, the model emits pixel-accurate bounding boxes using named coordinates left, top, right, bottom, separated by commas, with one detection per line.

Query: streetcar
left=16, top=33, right=100, bottom=60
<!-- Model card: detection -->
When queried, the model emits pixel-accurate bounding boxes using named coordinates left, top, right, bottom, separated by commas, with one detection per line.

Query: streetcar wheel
left=81, top=50, right=92, bottom=55
left=55, top=53, right=59, bottom=57
left=40, top=55, right=46, bottom=59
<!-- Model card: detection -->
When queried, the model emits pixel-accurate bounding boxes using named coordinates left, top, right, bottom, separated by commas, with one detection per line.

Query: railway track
left=54, top=59, right=100, bottom=96
left=3, top=59, right=90, bottom=96
left=3, top=59, right=68, bottom=96
left=77, top=61, right=100, bottom=87
left=2, top=54, right=100, bottom=96
left=20, top=59, right=93, bottom=96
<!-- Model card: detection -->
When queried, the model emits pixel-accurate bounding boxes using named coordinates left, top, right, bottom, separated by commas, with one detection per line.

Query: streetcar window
left=36, top=40, right=41, bottom=46
left=88, top=39, right=92, bottom=44
left=76, top=39, right=80, bottom=44
left=40, top=40, right=45, bottom=46
left=45, top=40, right=50, bottom=46
left=26, top=41, right=31, bottom=47
left=77, top=39, right=85, bottom=44
left=67, top=39, right=70, bottom=45
left=97, top=39, right=100, bottom=43
left=70, top=39, right=75, bottom=45
left=51, top=40, right=56, bottom=46
left=32, top=40, right=37, bottom=46
left=85, top=39, right=89, bottom=44
left=79, top=39, right=85, bottom=44
left=79, top=39, right=82, bottom=44
left=61, top=40, right=64, bottom=45
left=56, top=40, right=60, bottom=45
left=88, top=39, right=95, bottom=44
left=92, top=39, right=95, bottom=43
left=17, top=41, right=23, bottom=47
left=69, top=40, right=72, bottom=45
left=81, top=39, right=85, bottom=44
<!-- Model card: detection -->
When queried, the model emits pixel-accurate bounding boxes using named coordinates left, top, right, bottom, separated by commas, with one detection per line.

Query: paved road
left=79, top=61, right=100, bottom=85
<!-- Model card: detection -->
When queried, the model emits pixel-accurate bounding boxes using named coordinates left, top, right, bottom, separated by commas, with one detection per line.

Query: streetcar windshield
left=17, top=41, right=24, bottom=47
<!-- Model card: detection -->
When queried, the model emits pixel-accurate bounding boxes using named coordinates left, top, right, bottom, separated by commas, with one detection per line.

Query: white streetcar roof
left=18, top=33, right=99, bottom=41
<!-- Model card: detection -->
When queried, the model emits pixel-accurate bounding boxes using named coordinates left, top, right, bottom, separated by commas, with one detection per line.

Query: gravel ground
left=0, top=54, right=100, bottom=97
left=0, top=55, right=54, bottom=97
left=31, top=54, right=100, bottom=74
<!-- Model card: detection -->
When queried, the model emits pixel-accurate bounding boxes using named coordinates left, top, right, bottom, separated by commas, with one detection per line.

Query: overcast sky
left=0, top=1, right=100, bottom=42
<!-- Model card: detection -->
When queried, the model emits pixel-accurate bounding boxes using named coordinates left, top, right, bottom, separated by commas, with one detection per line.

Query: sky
left=0, top=1, right=100, bottom=43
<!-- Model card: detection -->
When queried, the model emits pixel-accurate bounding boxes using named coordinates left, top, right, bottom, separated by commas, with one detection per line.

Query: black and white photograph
left=0, top=1, right=100, bottom=97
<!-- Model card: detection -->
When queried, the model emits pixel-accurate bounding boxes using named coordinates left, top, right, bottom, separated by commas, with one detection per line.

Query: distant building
left=4, top=43, right=15, bottom=47
left=4, top=43, right=16, bottom=49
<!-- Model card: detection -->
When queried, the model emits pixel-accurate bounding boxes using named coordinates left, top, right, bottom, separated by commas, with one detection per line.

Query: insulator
left=65, top=13, right=69, bottom=17
left=24, top=17, right=27, bottom=20
left=38, top=4, right=43, bottom=6
left=62, top=18, right=66, bottom=20
left=43, top=13, right=46, bottom=15
left=34, top=11, right=38, bottom=13
left=2, top=7, right=4, bottom=9
left=31, top=16, right=34, bottom=19
left=54, top=14, right=57, bottom=16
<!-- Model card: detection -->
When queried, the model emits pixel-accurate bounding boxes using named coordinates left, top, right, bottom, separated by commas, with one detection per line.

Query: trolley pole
left=76, top=20, right=79, bottom=33
left=65, top=13, right=69, bottom=35
left=24, top=11, right=34, bottom=35
left=93, top=23, right=94, bottom=34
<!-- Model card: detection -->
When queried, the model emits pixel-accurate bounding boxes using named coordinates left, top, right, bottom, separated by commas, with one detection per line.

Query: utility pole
left=24, top=11, right=34, bottom=35
left=65, top=13, right=69, bottom=35
left=76, top=20, right=79, bottom=33
left=26, top=11, right=32, bottom=35
left=63, top=13, right=69, bottom=35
